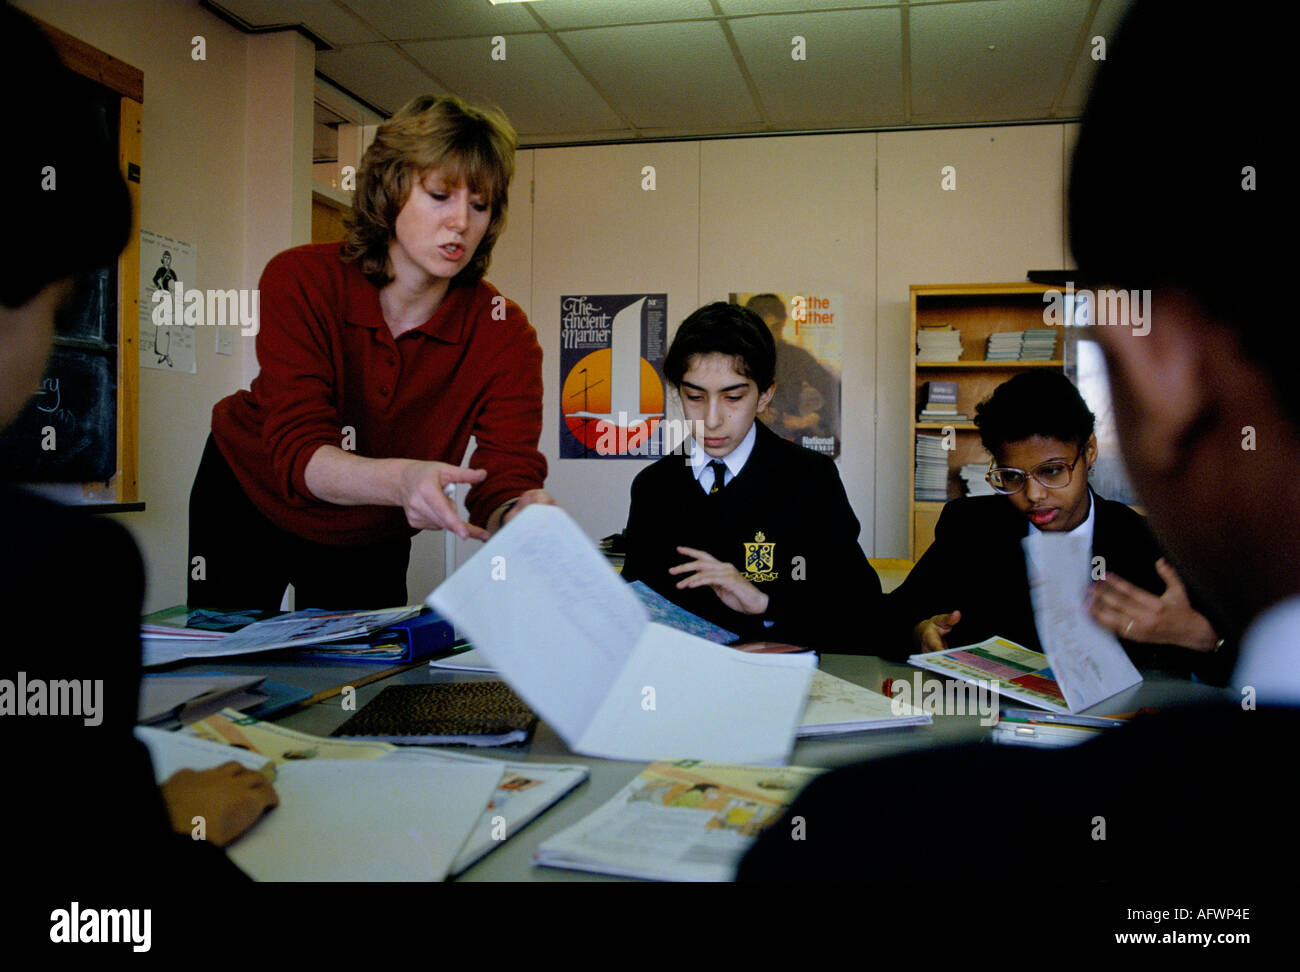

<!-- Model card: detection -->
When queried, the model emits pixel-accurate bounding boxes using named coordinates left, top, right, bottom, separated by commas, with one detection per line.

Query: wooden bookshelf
left=908, top=283, right=1062, bottom=559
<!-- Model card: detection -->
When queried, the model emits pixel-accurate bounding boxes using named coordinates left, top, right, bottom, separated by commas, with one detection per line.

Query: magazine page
left=536, top=759, right=822, bottom=881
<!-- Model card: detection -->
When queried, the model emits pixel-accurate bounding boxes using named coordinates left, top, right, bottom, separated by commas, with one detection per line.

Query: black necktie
left=709, top=461, right=728, bottom=494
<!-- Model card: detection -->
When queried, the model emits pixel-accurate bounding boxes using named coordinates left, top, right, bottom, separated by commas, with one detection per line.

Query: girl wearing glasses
left=887, top=371, right=1227, bottom=677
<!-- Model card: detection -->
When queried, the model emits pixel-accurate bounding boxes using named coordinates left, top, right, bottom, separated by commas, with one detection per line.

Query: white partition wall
left=698, top=133, right=878, bottom=553
left=530, top=141, right=702, bottom=542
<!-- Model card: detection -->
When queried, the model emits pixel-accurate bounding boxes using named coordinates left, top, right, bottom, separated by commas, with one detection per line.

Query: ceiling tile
left=531, top=0, right=715, bottom=30
left=910, top=0, right=1091, bottom=122
left=729, top=7, right=905, bottom=128
left=316, top=45, right=450, bottom=115
left=211, top=0, right=384, bottom=46
left=716, top=0, right=895, bottom=13
left=561, top=21, right=759, bottom=131
left=402, top=33, right=625, bottom=137
left=340, top=0, right=538, bottom=40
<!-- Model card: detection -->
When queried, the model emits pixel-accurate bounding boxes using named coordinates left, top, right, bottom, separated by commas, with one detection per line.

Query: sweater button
left=379, top=386, right=390, bottom=396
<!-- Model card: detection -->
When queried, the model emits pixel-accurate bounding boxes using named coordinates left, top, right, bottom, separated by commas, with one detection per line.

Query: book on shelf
left=917, top=381, right=967, bottom=421
left=985, top=330, right=1025, bottom=360
left=914, top=432, right=950, bottom=502
left=916, top=324, right=963, bottom=361
left=1019, top=328, right=1058, bottom=359
left=959, top=462, right=997, bottom=497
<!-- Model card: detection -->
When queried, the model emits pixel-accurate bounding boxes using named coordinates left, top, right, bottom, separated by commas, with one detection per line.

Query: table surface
left=191, top=650, right=1234, bottom=881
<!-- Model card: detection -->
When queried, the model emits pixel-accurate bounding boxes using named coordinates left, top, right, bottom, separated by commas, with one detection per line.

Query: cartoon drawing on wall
left=138, top=229, right=197, bottom=373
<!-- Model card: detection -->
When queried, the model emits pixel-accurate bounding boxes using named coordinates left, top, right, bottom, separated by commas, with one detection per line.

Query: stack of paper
left=960, top=462, right=997, bottom=497
left=1020, top=328, right=1058, bottom=359
left=985, top=330, right=1024, bottom=360
left=535, top=760, right=822, bottom=881
left=914, top=433, right=949, bottom=502
left=140, top=606, right=420, bottom=667
left=427, top=505, right=815, bottom=764
left=917, top=325, right=963, bottom=361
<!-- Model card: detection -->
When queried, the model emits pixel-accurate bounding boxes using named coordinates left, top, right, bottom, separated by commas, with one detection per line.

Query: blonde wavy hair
left=342, top=95, right=517, bottom=287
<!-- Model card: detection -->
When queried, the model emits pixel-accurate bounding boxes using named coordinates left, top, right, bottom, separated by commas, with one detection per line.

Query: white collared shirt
left=1232, top=595, right=1300, bottom=705
left=690, top=423, right=757, bottom=494
left=1023, top=489, right=1096, bottom=581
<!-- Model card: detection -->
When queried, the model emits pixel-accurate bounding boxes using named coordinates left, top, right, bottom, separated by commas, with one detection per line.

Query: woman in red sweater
left=189, top=95, right=553, bottom=609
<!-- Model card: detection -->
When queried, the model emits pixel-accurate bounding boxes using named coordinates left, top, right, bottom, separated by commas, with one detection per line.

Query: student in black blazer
left=886, top=371, right=1229, bottom=679
left=622, top=302, right=882, bottom=652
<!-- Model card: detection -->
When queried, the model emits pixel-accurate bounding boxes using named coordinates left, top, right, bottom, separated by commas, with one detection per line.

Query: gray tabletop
left=206, top=651, right=1233, bottom=881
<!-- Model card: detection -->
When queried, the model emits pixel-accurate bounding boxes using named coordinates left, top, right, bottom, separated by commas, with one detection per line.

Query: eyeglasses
left=986, top=452, right=1083, bottom=495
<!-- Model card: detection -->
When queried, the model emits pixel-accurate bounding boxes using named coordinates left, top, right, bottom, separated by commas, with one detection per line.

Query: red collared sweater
left=211, top=243, right=545, bottom=545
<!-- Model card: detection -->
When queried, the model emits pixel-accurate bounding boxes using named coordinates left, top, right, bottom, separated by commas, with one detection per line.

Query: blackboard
left=0, top=26, right=141, bottom=502
left=0, top=343, right=117, bottom=482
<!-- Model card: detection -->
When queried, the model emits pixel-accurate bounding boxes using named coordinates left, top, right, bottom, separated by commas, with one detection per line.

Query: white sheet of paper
left=428, top=505, right=813, bottom=763
left=579, top=623, right=813, bottom=763
left=428, top=647, right=496, bottom=672
left=1023, top=530, right=1142, bottom=711
left=135, top=725, right=273, bottom=780
left=429, top=505, right=648, bottom=743
left=226, top=760, right=503, bottom=882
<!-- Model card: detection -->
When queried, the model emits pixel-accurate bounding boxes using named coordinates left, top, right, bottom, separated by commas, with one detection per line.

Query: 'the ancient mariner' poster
left=729, top=291, right=843, bottom=459
left=559, top=294, right=667, bottom=459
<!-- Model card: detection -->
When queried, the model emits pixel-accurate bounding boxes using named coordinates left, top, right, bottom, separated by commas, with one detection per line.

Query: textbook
left=330, top=681, right=538, bottom=746
left=909, top=635, right=1139, bottom=714
left=428, top=505, right=815, bottom=764
left=535, top=759, right=822, bottom=881
left=798, top=669, right=931, bottom=736
left=627, top=580, right=738, bottom=644
left=164, top=709, right=588, bottom=878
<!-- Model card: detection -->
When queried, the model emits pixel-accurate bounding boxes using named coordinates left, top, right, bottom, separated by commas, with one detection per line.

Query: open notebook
left=427, top=505, right=814, bottom=764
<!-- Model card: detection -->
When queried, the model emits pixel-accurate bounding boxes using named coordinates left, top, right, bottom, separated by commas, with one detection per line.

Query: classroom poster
left=730, top=291, right=842, bottom=459
left=139, top=229, right=197, bottom=374
left=559, top=294, right=667, bottom=459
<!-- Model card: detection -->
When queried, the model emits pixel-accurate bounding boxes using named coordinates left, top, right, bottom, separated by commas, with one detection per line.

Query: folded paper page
left=428, top=505, right=813, bottom=763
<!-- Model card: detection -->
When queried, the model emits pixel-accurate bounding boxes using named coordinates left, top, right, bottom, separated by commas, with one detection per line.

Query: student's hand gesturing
left=1086, top=558, right=1219, bottom=651
left=915, top=610, right=961, bottom=653
left=669, top=546, right=769, bottom=615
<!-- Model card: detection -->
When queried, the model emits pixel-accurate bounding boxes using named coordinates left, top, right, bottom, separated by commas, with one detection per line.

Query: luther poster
left=559, top=294, right=667, bottom=459
left=730, top=290, right=842, bottom=459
